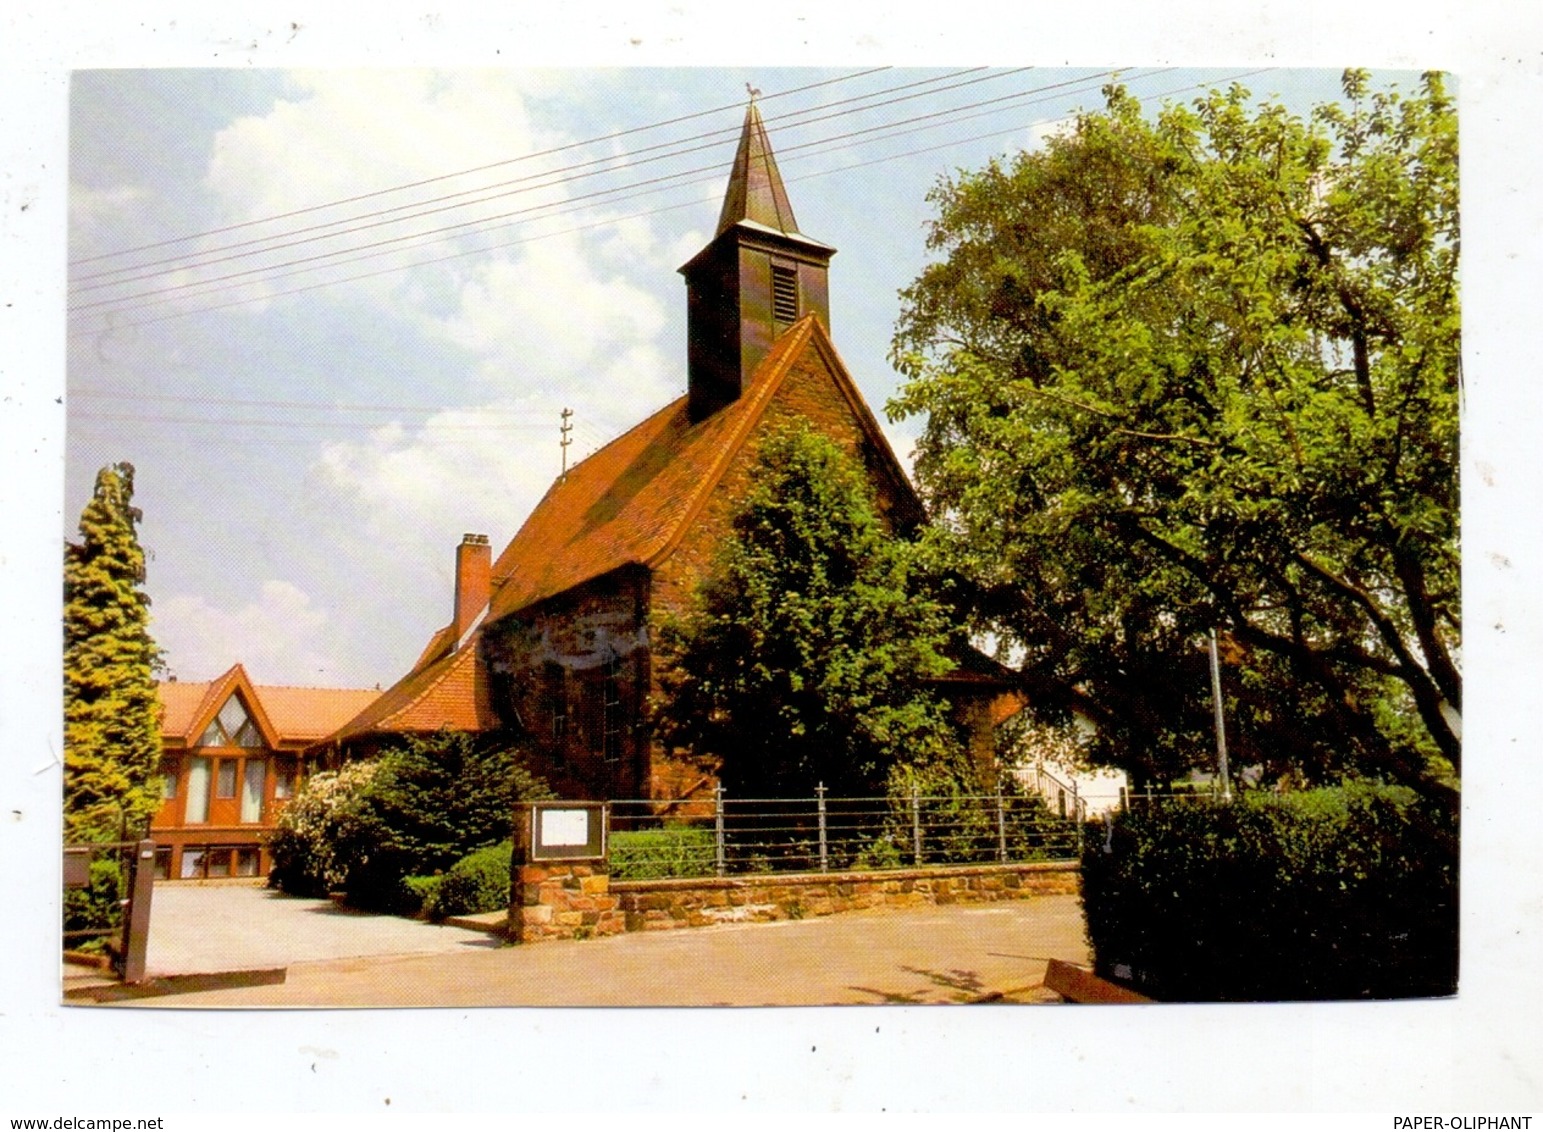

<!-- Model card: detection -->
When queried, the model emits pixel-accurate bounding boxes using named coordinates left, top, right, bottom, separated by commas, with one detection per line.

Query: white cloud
left=314, top=401, right=564, bottom=566
left=152, top=579, right=334, bottom=686
left=191, top=69, right=690, bottom=587
left=68, top=182, right=151, bottom=249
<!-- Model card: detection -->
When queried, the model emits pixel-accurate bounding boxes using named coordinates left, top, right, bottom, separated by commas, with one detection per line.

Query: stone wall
left=510, top=860, right=627, bottom=944
left=509, top=860, right=1079, bottom=942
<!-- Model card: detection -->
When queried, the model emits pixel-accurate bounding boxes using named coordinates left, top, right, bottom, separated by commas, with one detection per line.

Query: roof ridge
left=644, top=315, right=816, bottom=571
left=249, top=681, right=381, bottom=693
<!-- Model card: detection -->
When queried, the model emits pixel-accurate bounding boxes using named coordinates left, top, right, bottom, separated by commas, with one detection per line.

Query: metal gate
left=62, top=838, right=156, bottom=983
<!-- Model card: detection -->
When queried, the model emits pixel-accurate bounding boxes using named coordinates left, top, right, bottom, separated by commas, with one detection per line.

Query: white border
left=3, top=1, right=1541, bottom=1114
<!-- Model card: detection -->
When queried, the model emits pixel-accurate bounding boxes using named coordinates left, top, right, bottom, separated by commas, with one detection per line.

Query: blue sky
left=65, top=66, right=1369, bottom=690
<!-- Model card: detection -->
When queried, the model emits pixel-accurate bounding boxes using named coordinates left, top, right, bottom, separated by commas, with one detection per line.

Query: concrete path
left=119, top=894, right=1089, bottom=1007
left=142, top=883, right=497, bottom=976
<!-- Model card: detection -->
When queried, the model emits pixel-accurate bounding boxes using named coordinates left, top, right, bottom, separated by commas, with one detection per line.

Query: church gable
left=650, top=318, right=924, bottom=619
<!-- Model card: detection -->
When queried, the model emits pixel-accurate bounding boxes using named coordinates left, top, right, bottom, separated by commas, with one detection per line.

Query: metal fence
left=607, top=786, right=1084, bottom=880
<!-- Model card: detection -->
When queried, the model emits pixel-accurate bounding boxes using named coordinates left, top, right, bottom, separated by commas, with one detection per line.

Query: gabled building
left=324, top=100, right=1019, bottom=800
left=153, top=663, right=378, bottom=879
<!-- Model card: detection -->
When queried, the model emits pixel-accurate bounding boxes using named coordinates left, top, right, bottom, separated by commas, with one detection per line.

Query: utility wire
left=71, top=67, right=1026, bottom=289
left=67, top=68, right=1260, bottom=341
left=67, top=66, right=897, bottom=267
left=69, top=68, right=1121, bottom=315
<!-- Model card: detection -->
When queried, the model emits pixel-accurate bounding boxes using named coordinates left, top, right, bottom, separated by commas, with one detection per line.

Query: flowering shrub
left=266, top=760, right=380, bottom=897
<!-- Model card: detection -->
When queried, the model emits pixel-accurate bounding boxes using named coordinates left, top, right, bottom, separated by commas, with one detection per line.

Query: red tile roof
left=322, top=641, right=495, bottom=745
left=157, top=663, right=379, bottom=747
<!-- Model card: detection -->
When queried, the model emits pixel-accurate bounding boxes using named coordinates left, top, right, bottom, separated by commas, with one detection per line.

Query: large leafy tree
left=655, top=421, right=961, bottom=798
left=64, top=463, right=162, bottom=839
left=889, top=73, right=1458, bottom=791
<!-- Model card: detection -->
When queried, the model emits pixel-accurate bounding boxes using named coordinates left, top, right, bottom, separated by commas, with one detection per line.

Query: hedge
left=425, top=841, right=514, bottom=920
left=1079, top=781, right=1458, bottom=1001
left=609, top=826, right=717, bottom=880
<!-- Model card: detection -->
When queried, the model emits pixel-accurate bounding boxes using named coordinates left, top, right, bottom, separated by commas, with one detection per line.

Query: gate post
left=995, top=789, right=1008, bottom=863
left=121, top=839, right=156, bottom=984
left=713, top=785, right=726, bottom=878
left=910, top=784, right=923, bottom=866
left=816, top=782, right=828, bottom=873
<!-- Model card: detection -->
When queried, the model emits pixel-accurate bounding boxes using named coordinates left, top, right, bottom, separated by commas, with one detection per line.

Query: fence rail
left=607, top=787, right=1083, bottom=880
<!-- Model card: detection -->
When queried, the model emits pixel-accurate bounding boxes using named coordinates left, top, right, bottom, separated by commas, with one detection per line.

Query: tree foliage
left=63, top=463, right=162, bottom=840
left=890, top=73, right=1459, bottom=791
left=655, top=421, right=962, bottom=798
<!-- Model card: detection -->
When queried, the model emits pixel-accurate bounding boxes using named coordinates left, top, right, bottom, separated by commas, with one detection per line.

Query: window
left=199, top=694, right=263, bottom=747
left=544, top=662, right=568, bottom=754
left=185, top=758, right=211, bottom=824
left=160, top=758, right=178, bottom=800
left=216, top=759, right=238, bottom=799
left=241, top=759, right=266, bottom=823
left=601, top=655, right=625, bottom=763
left=153, top=847, right=172, bottom=881
left=235, top=848, right=261, bottom=877
left=771, top=263, right=798, bottom=324
left=206, top=848, right=232, bottom=878
left=274, top=759, right=295, bottom=801
left=179, top=846, right=206, bottom=879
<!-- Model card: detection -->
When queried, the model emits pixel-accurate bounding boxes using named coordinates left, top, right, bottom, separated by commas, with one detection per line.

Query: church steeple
left=715, top=100, right=801, bottom=237
left=680, top=98, right=836, bottom=422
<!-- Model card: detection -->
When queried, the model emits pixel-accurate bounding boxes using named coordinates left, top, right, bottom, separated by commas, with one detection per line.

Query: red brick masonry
left=510, top=860, right=1080, bottom=943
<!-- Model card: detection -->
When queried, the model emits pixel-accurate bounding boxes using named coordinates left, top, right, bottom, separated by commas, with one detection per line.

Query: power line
left=71, top=67, right=1027, bottom=290
left=67, top=66, right=897, bottom=267
left=66, top=68, right=1261, bottom=340
left=68, top=68, right=1122, bottom=317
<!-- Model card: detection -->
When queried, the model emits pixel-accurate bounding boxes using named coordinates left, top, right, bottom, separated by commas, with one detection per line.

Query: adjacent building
left=152, top=663, right=378, bottom=879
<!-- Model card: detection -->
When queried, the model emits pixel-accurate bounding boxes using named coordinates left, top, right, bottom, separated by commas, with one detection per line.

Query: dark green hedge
left=609, top=826, right=717, bottom=880
left=1079, top=782, right=1458, bottom=1001
left=427, top=841, right=514, bottom=920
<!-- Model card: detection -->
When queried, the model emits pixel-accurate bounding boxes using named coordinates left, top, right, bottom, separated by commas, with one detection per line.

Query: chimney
left=454, top=533, right=491, bottom=643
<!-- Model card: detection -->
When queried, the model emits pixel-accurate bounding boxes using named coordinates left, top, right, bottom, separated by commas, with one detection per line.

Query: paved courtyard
left=142, top=882, right=498, bottom=976
left=102, top=886, right=1089, bottom=1007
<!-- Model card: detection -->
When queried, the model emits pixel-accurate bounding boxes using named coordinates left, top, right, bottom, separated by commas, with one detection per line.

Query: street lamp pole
left=1209, top=629, right=1233, bottom=801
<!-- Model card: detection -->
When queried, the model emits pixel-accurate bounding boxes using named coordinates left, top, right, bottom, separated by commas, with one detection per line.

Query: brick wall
left=508, top=860, right=1079, bottom=943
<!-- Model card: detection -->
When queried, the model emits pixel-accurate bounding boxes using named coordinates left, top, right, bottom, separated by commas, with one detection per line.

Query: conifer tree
left=63, top=463, right=161, bottom=840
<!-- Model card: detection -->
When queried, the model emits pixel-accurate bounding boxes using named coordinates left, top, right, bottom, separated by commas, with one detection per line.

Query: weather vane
left=745, top=82, right=762, bottom=103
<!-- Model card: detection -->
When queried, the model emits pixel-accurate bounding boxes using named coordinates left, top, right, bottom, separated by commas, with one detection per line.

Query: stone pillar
left=508, top=805, right=625, bottom=944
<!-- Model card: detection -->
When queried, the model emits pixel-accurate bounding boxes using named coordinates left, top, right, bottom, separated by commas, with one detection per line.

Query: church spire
left=716, top=100, right=800, bottom=237
left=679, top=96, right=836, bottom=423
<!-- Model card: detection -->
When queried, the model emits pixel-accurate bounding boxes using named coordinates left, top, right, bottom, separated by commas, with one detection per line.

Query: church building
left=323, top=100, right=1019, bottom=800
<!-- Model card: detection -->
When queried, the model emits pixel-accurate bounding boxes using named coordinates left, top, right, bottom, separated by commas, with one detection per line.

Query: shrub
left=404, top=874, right=444, bottom=913
left=267, top=760, right=381, bottom=897
left=425, top=842, right=514, bottom=920
left=866, top=762, right=1069, bottom=867
left=63, top=856, right=125, bottom=947
left=1079, top=781, right=1459, bottom=1001
left=271, top=732, right=552, bottom=913
left=609, top=826, right=716, bottom=880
